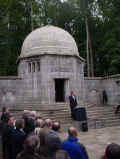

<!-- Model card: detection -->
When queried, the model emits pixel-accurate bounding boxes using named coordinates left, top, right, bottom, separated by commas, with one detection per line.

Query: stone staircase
left=86, top=104, right=120, bottom=129
left=9, top=103, right=72, bottom=125
left=9, top=103, right=120, bottom=130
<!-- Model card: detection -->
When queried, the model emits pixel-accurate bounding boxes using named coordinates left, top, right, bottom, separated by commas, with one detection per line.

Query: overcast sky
left=61, top=0, right=67, bottom=2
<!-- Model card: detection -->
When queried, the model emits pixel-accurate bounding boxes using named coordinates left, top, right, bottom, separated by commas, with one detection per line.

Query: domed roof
left=19, top=25, right=80, bottom=59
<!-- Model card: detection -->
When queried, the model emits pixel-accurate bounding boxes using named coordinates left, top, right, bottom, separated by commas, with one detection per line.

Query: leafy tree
left=0, top=0, right=120, bottom=76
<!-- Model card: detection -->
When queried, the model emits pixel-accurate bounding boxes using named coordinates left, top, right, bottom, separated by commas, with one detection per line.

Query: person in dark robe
left=103, top=90, right=108, bottom=104
left=69, top=91, right=78, bottom=119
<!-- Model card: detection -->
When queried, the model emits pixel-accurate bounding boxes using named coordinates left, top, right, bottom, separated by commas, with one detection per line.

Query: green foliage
left=0, top=0, right=120, bottom=76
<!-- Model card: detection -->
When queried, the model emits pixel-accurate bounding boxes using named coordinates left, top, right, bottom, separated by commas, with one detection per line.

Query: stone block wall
left=18, top=55, right=85, bottom=104
left=0, top=77, right=23, bottom=107
left=84, top=77, right=103, bottom=105
left=84, top=75, right=120, bottom=105
left=1, top=57, right=120, bottom=107
left=102, top=75, right=120, bottom=105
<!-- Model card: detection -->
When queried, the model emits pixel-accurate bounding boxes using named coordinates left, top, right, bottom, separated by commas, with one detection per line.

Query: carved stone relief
left=1, top=90, right=16, bottom=107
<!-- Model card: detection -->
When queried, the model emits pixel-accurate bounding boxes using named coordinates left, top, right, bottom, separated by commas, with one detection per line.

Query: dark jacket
left=11, top=129, right=25, bottom=159
left=45, top=129, right=61, bottom=155
left=1, top=112, right=10, bottom=124
left=61, top=136, right=89, bottom=159
left=16, top=151, right=42, bottom=159
left=1, top=112, right=10, bottom=134
left=2, top=124, right=15, bottom=159
left=69, top=96, right=77, bottom=110
left=23, top=117, right=35, bottom=137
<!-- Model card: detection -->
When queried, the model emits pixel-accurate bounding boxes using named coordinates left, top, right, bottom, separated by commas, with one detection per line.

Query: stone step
left=10, top=108, right=70, bottom=113
left=9, top=102, right=72, bottom=125
left=87, top=107, right=115, bottom=112
left=87, top=112, right=115, bottom=116
left=87, top=113, right=119, bottom=119
left=86, top=109, right=115, bottom=114
left=86, top=104, right=120, bottom=129
left=88, top=117, right=120, bottom=124
left=17, top=102, right=68, bottom=106
left=11, top=105, right=69, bottom=110
left=87, top=108, right=115, bottom=113
left=87, top=105, right=115, bottom=110
left=11, top=113, right=72, bottom=124
left=88, top=118, right=120, bottom=129
left=10, top=107, right=70, bottom=112
left=10, top=110, right=71, bottom=116
left=10, top=103, right=120, bottom=130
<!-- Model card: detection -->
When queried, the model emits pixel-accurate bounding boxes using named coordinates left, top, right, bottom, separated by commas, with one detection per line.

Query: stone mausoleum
left=0, top=25, right=120, bottom=108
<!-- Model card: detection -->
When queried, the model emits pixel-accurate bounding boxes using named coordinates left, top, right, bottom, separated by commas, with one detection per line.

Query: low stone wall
left=84, top=74, right=120, bottom=105
left=102, top=75, right=120, bottom=105
left=84, top=77, right=103, bottom=105
left=0, top=74, right=120, bottom=107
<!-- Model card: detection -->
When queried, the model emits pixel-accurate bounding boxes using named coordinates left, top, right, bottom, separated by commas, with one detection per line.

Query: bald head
left=68, top=127, right=78, bottom=137
left=52, top=122, right=60, bottom=132
left=45, top=119, right=52, bottom=128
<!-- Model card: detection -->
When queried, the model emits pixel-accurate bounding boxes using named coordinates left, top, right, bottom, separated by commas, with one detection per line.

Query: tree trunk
left=31, top=1, right=33, bottom=31
left=85, top=16, right=90, bottom=77
left=88, top=31, right=94, bottom=77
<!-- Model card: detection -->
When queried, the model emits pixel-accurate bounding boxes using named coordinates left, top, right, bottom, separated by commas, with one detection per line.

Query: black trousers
left=115, top=105, right=120, bottom=114
left=71, top=108, right=76, bottom=119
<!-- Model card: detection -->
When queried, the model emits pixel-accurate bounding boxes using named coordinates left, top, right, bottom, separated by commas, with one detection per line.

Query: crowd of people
left=1, top=106, right=120, bottom=159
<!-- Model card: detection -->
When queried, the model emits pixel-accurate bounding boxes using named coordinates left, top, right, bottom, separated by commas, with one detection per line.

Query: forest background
left=0, top=0, right=120, bottom=76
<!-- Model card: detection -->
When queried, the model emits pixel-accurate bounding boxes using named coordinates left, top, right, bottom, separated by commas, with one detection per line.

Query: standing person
left=34, top=119, right=44, bottom=136
left=115, top=104, right=120, bottom=114
left=16, top=135, right=41, bottom=159
left=2, top=115, right=15, bottom=159
left=101, top=143, right=120, bottom=159
left=69, top=91, right=78, bottom=119
left=61, top=127, right=89, bottom=159
left=52, top=122, right=61, bottom=133
left=54, top=150, right=70, bottom=159
left=1, top=107, right=10, bottom=129
left=11, top=119, right=25, bottom=159
left=102, top=90, right=108, bottom=105
left=23, top=111, right=36, bottom=137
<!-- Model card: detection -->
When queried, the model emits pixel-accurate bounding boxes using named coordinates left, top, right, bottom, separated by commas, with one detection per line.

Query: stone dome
left=20, top=25, right=80, bottom=59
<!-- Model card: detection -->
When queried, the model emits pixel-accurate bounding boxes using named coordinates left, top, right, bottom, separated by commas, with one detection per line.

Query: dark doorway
left=55, top=79, right=65, bottom=102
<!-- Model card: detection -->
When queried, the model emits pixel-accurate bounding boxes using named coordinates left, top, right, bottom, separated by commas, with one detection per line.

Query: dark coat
left=103, top=90, right=108, bottom=104
left=2, top=124, right=15, bottom=159
left=1, top=112, right=10, bottom=134
left=39, top=128, right=61, bottom=158
left=11, top=129, right=25, bottom=159
left=1, top=112, right=10, bottom=123
left=23, top=117, right=35, bottom=137
left=45, top=129, right=61, bottom=155
left=69, top=95, right=77, bottom=110
left=16, top=151, right=43, bottom=159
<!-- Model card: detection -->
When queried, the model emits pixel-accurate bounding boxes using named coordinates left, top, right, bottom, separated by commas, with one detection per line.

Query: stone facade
left=18, top=55, right=85, bottom=104
left=0, top=25, right=120, bottom=107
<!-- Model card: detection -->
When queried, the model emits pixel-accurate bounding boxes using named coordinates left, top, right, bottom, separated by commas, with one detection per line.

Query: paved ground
left=0, top=126, right=120, bottom=159
left=59, top=126, right=120, bottom=159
